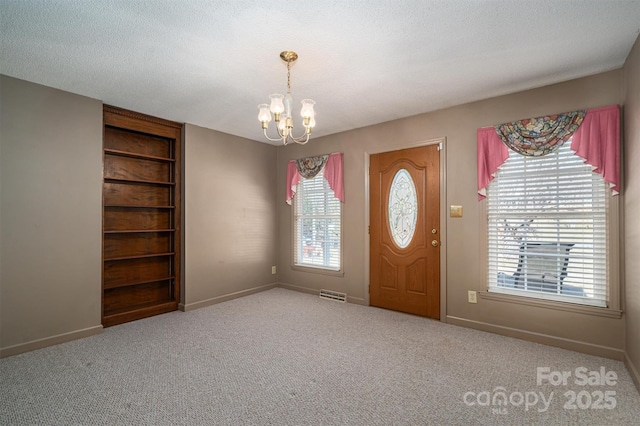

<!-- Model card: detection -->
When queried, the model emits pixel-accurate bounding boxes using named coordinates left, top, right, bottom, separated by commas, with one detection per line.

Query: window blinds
left=487, top=142, right=608, bottom=307
left=293, top=170, right=341, bottom=270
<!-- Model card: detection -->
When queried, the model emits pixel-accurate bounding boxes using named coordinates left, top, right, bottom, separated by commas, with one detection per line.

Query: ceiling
left=2, top=1, right=640, bottom=144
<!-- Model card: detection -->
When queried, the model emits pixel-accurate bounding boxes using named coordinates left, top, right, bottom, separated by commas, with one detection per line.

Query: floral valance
left=495, top=110, right=585, bottom=156
left=477, top=105, right=620, bottom=200
left=296, top=154, right=329, bottom=179
left=286, top=152, right=344, bottom=204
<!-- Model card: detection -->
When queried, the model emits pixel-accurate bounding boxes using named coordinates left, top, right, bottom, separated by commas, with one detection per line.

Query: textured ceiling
left=2, top=1, right=640, bottom=144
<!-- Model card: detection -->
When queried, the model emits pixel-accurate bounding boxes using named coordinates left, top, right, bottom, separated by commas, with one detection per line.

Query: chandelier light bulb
left=257, top=104, right=272, bottom=123
left=300, top=99, right=316, bottom=119
left=269, top=94, right=284, bottom=114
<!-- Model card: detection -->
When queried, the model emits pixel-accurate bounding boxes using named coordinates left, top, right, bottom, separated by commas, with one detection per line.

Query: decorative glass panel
left=388, top=169, right=418, bottom=248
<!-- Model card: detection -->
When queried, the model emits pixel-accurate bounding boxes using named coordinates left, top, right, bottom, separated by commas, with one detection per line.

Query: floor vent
left=319, top=289, right=347, bottom=303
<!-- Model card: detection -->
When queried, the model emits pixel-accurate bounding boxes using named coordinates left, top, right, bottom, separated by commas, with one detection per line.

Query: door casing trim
left=364, top=137, right=447, bottom=321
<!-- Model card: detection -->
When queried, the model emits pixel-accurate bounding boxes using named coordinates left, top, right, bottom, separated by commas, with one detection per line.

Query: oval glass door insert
left=388, top=168, right=418, bottom=248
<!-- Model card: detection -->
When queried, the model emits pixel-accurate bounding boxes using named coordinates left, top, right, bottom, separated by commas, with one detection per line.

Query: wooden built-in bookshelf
left=102, top=105, right=181, bottom=327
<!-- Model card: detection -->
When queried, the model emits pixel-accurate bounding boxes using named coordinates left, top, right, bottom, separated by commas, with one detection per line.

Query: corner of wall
left=622, top=32, right=640, bottom=392
left=182, top=124, right=279, bottom=307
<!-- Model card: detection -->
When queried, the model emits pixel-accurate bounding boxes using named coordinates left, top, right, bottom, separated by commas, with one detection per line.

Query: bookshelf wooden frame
left=102, top=105, right=182, bottom=327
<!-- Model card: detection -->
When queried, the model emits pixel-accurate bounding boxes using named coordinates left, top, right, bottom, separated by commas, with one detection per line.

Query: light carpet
left=1, top=288, right=639, bottom=425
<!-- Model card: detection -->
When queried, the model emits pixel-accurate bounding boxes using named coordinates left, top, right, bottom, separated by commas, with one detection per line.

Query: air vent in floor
left=319, top=289, right=347, bottom=303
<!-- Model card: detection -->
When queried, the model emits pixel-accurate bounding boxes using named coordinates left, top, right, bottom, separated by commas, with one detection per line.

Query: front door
left=369, top=144, right=440, bottom=318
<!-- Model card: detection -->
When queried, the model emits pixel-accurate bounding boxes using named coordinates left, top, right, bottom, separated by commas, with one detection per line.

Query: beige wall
left=0, top=76, right=103, bottom=356
left=277, top=70, right=626, bottom=357
left=623, top=35, right=640, bottom=384
left=182, top=124, right=278, bottom=310
left=0, top=79, right=280, bottom=355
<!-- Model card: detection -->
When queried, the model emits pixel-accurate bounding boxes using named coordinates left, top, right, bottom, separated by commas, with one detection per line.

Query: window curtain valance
left=477, top=104, right=620, bottom=200
left=286, top=152, right=344, bottom=205
left=495, top=110, right=586, bottom=156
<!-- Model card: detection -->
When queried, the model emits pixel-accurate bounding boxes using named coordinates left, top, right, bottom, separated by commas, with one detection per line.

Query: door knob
left=431, top=240, right=439, bottom=247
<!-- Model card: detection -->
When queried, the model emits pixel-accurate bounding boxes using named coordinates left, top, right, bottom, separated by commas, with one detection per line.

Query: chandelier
left=257, top=51, right=316, bottom=145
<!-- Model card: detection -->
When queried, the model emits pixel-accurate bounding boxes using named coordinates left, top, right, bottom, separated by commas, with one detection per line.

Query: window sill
left=479, top=291, right=622, bottom=319
left=291, top=264, right=344, bottom=277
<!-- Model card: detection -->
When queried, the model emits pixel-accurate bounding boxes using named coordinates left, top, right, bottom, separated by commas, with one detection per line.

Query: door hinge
left=437, top=142, right=443, bottom=151
left=368, top=225, right=370, bottom=234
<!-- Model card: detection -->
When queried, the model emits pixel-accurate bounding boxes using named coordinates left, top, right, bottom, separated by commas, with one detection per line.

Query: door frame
left=364, top=137, right=447, bottom=321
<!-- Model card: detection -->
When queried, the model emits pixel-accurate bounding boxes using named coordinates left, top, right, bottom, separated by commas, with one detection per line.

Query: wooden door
left=370, top=144, right=440, bottom=318
left=102, top=105, right=181, bottom=327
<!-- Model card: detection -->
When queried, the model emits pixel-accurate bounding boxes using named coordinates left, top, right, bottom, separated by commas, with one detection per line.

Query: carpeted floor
left=1, top=288, right=639, bottom=425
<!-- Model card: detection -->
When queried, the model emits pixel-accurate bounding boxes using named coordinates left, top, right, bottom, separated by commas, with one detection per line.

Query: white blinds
left=293, top=170, right=341, bottom=270
left=487, top=142, right=608, bottom=307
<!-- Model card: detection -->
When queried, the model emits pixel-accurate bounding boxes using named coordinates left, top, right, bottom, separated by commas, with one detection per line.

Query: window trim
left=290, top=172, right=344, bottom=276
left=478, top=290, right=622, bottom=319
left=290, top=263, right=345, bottom=277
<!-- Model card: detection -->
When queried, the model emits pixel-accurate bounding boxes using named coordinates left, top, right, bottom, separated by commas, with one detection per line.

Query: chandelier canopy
left=258, top=51, right=316, bottom=145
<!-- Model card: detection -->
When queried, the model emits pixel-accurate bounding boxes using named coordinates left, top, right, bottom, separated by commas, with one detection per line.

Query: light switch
left=450, top=205, right=463, bottom=218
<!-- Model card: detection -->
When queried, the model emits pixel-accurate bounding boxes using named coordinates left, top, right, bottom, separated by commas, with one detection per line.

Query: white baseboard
left=0, top=325, right=103, bottom=359
left=346, top=295, right=367, bottom=306
left=446, top=315, right=625, bottom=361
left=179, top=283, right=278, bottom=312
left=276, top=282, right=318, bottom=296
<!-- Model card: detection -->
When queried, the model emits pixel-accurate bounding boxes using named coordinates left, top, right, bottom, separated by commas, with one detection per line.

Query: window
left=487, top=142, right=608, bottom=307
left=388, top=168, right=418, bottom=249
left=293, top=169, right=341, bottom=271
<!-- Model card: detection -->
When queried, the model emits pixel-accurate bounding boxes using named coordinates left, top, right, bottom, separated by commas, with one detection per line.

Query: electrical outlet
left=468, top=290, right=477, bottom=304
left=271, top=266, right=277, bottom=275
